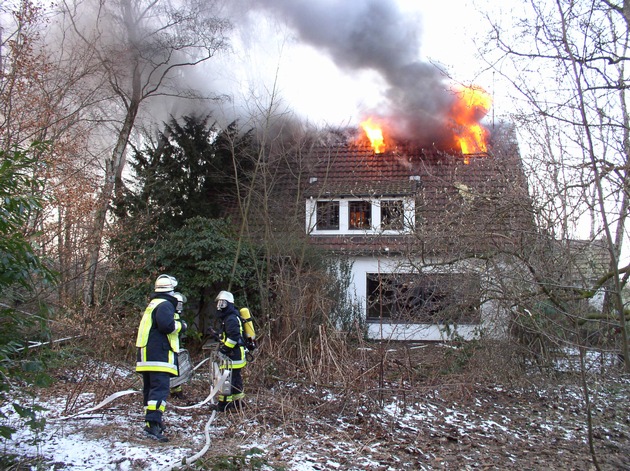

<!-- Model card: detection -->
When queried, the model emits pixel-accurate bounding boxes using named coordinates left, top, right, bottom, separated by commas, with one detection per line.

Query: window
left=366, top=273, right=481, bottom=323
left=381, top=200, right=404, bottom=230
left=316, top=201, right=340, bottom=230
left=307, top=197, right=414, bottom=234
left=349, top=201, right=371, bottom=229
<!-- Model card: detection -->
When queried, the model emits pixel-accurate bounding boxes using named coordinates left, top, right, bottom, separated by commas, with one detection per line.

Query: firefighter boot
left=144, top=421, right=168, bottom=442
left=208, top=402, right=225, bottom=412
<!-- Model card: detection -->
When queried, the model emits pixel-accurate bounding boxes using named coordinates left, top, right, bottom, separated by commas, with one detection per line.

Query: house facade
left=299, top=140, right=533, bottom=341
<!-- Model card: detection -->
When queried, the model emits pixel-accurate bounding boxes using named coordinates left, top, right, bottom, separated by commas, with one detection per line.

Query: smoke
left=250, top=0, right=458, bottom=147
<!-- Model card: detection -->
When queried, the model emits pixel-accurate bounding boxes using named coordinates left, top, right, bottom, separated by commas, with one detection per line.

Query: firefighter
left=135, top=274, right=187, bottom=442
left=169, top=292, right=187, bottom=400
left=213, top=290, right=247, bottom=412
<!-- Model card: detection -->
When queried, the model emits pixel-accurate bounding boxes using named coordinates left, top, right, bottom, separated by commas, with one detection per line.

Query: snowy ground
left=1, top=347, right=630, bottom=470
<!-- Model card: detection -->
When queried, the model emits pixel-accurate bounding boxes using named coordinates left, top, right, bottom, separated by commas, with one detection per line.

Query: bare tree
left=0, top=1, right=101, bottom=306
left=482, top=0, right=630, bottom=371
left=56, top=0, right=232, bottom=305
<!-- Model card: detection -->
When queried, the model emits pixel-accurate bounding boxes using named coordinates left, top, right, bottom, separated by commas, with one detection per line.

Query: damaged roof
left=294, top=141, right=534, bottom=255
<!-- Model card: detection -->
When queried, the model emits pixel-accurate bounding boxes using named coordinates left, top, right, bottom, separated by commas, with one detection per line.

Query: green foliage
left=12, top=402, right=46, bottom=433
left=0, top=145, right=56, bottom=441
left=117, top=114, right=253, bottom=226
left=441, top=330, right=482, bottom=374
left=0, top=145, right=56, bottom=292
left=109, top=115, right=259, bottom=313
left=148, top=216, right=260, bottom=302
left=0, top=305, right=53, bottom=381
left=110, top=215, right=261, bottom=322
left=0, top=454, right=47, bottom=469
left=326, top=257, right=363, bottom=333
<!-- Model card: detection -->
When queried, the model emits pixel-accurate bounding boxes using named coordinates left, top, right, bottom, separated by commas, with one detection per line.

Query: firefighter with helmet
left=135, top=274, right=187, bottom=441
left=214, top=290, right=247, bottom=411
left=169, top=292, right=187, bottom=400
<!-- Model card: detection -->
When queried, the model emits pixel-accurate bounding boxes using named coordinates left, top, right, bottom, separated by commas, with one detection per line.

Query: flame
left=451, top=85, right=492, bottom=156
left=360, top=117, right=385, bottom=153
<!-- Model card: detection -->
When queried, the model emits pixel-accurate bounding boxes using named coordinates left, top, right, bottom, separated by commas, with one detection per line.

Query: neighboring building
left=293, top=138, right=534, bottom=341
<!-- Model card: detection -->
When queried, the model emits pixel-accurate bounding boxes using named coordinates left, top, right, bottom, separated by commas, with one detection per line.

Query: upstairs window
left=380, top=200, right=404, bottom=230
left=349, top=201, right=371, bottom=229
left=316, top=201, right=339, bottom=230
left=307, top=197, right=414, bottom=234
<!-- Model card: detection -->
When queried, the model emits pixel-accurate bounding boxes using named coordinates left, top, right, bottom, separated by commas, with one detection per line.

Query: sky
left=202, top=0, right=510, bottom=135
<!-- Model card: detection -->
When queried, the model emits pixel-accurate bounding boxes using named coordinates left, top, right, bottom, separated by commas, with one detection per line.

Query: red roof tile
left=293, top=142, right=533, bottom=254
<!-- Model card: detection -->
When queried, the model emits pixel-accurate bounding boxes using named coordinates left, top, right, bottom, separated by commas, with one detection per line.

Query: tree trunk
left=83, top=92, right=140, bottom=306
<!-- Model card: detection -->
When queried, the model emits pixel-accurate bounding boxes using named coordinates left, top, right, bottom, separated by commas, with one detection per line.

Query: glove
left=179, top=320, right=187, bottom=334
left=218, top=344, right=231, bottom=355
left=207, top=328, right=220, bottom=341
left=246, top=338, right=257, bottom=351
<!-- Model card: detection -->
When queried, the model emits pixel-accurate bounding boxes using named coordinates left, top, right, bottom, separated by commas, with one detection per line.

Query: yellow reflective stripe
left=219, top=359, right=246, bottom=369
left=224, top=338, right=237, bottom=348
left=136, top=361, right=178, bottom=375
left=147, top=401, right=167, bottom=412
left=135, top=299, right=167, bottom=347
left=220, top=392, right=245, bottom=403
left=167, top=323, right=181, bottom=352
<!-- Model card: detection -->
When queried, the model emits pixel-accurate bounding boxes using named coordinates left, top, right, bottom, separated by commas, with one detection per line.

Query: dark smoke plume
left=253, top=0, right=458, bottom=148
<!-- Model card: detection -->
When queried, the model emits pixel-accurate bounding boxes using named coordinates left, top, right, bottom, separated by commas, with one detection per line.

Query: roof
left=265, top=135, right=534, bottom=257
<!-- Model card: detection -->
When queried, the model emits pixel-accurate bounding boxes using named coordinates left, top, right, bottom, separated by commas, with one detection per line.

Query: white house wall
left=347, top=255, right=504, bottom=342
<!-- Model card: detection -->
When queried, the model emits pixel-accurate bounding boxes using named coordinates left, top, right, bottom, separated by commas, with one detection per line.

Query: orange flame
left=360, top=117, right=385, bottom=153
left=451, top=85, right=492, bottom=156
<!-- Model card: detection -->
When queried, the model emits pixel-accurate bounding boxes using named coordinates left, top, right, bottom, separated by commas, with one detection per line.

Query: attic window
left=316, top=201, right=339, bottom=230
left=380, top=200, right=404, bottom=230
left=349, top=201, right=371, bottom=229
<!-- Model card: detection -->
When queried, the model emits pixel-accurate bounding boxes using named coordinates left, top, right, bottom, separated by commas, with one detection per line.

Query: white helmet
left=174, top=292, right=186, bottom=311
left=154, top=274, right=178, bottom=293
left=215, top=290, right=234, bottom=310
left=215, top=290, right=234, bottom=304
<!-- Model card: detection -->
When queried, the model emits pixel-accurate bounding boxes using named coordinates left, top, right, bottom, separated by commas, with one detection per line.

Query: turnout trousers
left=141, top=371, right=170, bottom=424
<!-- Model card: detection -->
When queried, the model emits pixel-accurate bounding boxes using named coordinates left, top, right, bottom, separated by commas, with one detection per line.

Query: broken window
left=316, top=201, right=339, bottom=230
left=366, top=272, right=481, bottom=323
left=380, top=200, right=404, bottom=230
left=349, top=200, right=371, bottom=229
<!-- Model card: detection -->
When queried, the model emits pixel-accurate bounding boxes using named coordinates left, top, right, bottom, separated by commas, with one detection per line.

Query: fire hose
left=49, top=353, right=231, bottom=469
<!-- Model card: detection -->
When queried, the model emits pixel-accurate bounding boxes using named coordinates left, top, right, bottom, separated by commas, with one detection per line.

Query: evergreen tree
left=109, top=115, right=257, bottom=317
left=119, top=114, right=252, bottom=226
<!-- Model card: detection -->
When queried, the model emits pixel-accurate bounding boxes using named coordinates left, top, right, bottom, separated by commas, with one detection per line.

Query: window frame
left=380, top=199, right=405, bottom=230
left=348, top=200, right=372, bottom=230
left=366, top=272, right=481, bottom=324
left=306, top=197, right=415, bottom=235
left=315, top=200, right=340, bottom=230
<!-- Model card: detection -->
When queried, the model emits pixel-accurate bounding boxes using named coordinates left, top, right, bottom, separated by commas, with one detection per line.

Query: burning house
left=279, top=85, right=535, bottom=341
left=245, top=0, right=534, bottom=341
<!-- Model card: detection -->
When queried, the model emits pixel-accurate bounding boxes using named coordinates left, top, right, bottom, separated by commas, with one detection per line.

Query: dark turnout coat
left=135, top=293, right=184, bottom=376
left=217, top=303, right=247, bottom=369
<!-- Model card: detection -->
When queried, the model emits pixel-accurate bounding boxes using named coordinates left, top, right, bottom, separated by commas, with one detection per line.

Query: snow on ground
left=1, top=393, right=200, bottom=470
left=1, top=351, right=630, bottom=470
